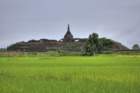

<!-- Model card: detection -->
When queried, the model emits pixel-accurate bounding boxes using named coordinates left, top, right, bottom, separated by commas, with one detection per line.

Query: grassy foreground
left=0, top=55, right=140, bottom=93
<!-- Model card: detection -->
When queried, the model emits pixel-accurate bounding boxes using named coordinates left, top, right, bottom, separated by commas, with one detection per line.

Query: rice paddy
left=0, top=54, right=140, bottom=93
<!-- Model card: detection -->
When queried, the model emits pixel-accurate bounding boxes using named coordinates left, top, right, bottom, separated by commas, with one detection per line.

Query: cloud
left=0, top=0, right=140, bottom=48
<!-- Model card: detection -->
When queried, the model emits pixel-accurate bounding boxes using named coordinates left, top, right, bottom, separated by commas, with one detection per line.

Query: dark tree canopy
left=84, top=33, right=100, bottom=56
left=132, top=44, right=140, bottom=50
left=99, top=38, right=113, bottom=51
left=83, top=33, right=114, bottom=56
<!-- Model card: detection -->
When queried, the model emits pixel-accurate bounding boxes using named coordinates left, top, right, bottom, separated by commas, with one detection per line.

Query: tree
left=132, top=44, right=140, bottom=50
left=99, top=38, right=113, bottom=51
left=84, top=33, right=100, bottom=56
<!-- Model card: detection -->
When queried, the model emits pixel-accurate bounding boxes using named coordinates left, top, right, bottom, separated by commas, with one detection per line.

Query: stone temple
left=7, top=24, right=128, bottom=52
left=63, top=24, right=74, bottom=42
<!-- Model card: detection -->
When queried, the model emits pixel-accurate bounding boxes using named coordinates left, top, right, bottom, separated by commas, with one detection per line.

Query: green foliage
left=84, top=33, right=99, bottom=56
left=83, top=33, right=114, bottom=56
left=132, top=44, right=140, bottom=50
left=7, top=43, right=20, bottom=51
left=0, top=55, right=140, bottom=93
left=0, top=48, right=7, bottom=52
left=58, top=50, right=81, bottom=56
left=0, top=51, right=81, bottom=57
left=99, top=38, right=113, bottom=50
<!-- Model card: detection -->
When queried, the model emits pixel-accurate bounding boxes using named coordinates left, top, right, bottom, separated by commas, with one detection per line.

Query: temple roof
left=64, top=24, right=73, bottom=38
left=63, top=24, right=74, bottom=42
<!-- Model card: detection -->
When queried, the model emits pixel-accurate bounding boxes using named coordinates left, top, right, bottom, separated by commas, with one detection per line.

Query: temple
left=63, top=24, right=74, bottom=42
left=7, top=24, right=129, bottom=52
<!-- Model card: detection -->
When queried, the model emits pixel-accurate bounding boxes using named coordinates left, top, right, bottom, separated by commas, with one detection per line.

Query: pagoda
left=63, top=24, right=74, bottom=42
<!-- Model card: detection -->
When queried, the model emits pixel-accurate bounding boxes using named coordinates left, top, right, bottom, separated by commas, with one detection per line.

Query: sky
left=0, top=0, right=140, bottom=48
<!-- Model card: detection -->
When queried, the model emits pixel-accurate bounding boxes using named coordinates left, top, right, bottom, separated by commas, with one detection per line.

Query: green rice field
left=0, top=54, right=140, bottom=93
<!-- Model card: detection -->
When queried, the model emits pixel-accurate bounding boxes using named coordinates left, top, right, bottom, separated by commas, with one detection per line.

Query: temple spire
left=67, top=24, right=70, bottom=32
left=63, top=24, right=74, bottom=42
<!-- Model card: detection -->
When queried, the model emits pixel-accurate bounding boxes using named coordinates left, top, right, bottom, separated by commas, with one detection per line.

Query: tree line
left=83, top=32, right=140, bottom=56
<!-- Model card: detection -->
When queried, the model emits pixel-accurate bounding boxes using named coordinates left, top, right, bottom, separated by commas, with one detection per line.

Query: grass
left=0, top=54, right=140, bottom=93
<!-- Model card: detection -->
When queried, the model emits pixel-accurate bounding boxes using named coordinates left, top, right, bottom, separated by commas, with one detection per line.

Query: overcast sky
left=0, top=0, right=140, bottom=48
